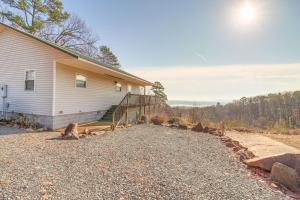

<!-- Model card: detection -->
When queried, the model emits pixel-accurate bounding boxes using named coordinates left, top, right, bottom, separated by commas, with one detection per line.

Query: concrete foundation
left=1, top=111, right=106, bottom=130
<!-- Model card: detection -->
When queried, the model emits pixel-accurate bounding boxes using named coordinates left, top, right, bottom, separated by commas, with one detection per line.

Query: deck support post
left=154, top=97, right=156, bottom=113
left=143, top=86, right=146, bottom=115
left=125, top=94, right=129, bottom=126
left=148, top=96, right=151, bottom=117
left=139, top=95, right=142, bottom=120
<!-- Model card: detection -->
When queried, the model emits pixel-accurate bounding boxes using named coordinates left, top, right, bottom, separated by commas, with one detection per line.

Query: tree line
left=0, top=0, right=120, bottom=68
left=172, top=91, right=300, bottom=129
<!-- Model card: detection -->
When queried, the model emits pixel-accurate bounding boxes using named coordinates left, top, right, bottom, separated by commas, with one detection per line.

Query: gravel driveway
left=0, top=125, right=286, bottom=200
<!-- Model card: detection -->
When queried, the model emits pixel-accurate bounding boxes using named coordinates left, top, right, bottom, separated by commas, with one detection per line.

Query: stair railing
left=112, top=93, right=130, bottom=129
left=111, top=93, right=162, bottom=129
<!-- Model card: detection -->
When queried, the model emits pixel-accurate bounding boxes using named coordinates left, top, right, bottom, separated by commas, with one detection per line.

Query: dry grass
left=265, top=134, right=300, bottom=150
left=150, top=114, right=168, bottom=125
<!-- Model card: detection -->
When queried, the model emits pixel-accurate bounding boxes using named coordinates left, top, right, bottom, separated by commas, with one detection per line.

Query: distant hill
left=171, top=90, right=300, bottom=129
left=167, top=100, right=223, bottom=108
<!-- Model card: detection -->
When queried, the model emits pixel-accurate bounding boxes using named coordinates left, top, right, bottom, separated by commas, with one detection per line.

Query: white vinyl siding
left=55, top=63, right=141, bottom=115
left=0, top=28, right=71, bottom=116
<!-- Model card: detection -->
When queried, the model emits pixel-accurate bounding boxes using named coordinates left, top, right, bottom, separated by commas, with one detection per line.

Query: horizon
left=63, top=0, right=300, bottom=101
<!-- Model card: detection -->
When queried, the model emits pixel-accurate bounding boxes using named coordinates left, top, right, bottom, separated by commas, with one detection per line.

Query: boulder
left=220, top=136, right=231, bottom=142
left=141, top=115, right=149, bottom=124
left=178, top=124, right=188, bottom=130
left=62, top=123, right=79, bottom=140
left=203, top=126, right=209, bottom=133
left=244, top=153, right=300, bottom=174
left=271, top=162, right=300, bottom=193
left=192, top=122, right=203, bottom=132
left=225, top=141, right=235, bottom=148
left=169, top=124, right=178, bottom=129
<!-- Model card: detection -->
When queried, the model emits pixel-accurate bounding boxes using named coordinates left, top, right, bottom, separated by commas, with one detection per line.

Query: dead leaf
left=40, top=194, right=49, bottom=200
left=0, top=179, right=12, bottom=185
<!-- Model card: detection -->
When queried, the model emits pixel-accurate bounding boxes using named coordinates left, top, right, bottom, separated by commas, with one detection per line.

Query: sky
left=64, top=0, right=300, bottom=101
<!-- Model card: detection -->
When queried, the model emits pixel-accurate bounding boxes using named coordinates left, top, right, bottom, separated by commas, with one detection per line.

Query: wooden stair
left=99, top=105, right=118, bottom=123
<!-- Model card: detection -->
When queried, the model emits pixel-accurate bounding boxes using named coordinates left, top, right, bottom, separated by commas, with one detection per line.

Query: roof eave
left=78, top=57, right=153, bottom=86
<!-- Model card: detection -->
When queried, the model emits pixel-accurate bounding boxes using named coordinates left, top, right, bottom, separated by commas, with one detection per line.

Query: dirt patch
left=265, top=134, right=300, bottom=150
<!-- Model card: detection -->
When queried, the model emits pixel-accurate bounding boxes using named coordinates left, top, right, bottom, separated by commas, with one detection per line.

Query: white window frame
left=75, top=74, right=87, bottom=88
left=25, top=70, right=36, bottom=91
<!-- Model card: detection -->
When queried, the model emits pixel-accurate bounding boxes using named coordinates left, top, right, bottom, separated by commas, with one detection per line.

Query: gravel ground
left=0, top=125, right=287, bottom=200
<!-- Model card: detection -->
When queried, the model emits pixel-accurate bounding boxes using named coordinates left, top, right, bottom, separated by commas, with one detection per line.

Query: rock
left=220, top=136, right=231, bottom=142
left=192, top=122, right=203, bottom=132
left=271, top=162, right=300, bottom=193
left=61, top=123, right=79, bottom=140
left=169, top=124, right=178, bottom=128
left=90, top=131, right=106, bottom=136
left=178, top=124, right=188, bottom=130
left=225, top=141, right=235, bottom=148
left=203, top=127, right=209, bottom=133
left=231, top=140, right=242, bottom=148
left=141, top=115, right=149, bottom=124
left=84, top=128, right=90, bottom=135
left=233, top=146, right=242, bottom=152
left=244, top=153, right=300, bottom=174
left=236, top=149, right=255, bottom=162
left=79, top=134, right=87, bottom=139
left=137, top=120, right=144, bottom=124
left=25, top=128, right=34, bottom=132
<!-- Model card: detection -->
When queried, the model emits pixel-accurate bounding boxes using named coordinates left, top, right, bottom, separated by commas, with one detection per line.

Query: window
left=76, top=75, right=87, bottom=88
left=25, top=70, right=35, bottom=91
left=115, top=82, right=122, bottom=92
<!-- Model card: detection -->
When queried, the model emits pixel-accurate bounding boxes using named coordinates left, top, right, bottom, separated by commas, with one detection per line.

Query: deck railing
left=112, top=93, right=162, bottom=128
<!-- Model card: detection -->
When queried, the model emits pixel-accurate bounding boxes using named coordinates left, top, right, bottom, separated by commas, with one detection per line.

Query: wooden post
left=148, top=96, right=151, bottom=117
left=155, top=97, right=158, bottom=113
left=125, top=95, right=129, bottom=126
left=143, top=86, right=146, bottom=115
left=139, top=95, right=142, bottom=119
left=112, top=113, right=115, bottom=131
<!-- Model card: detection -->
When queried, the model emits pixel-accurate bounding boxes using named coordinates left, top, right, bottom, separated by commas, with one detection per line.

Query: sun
left=239, top=1, right=257, bottom=25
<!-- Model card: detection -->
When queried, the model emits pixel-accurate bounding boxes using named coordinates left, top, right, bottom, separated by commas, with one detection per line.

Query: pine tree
left=98, top=46, right=121, bottom=68
left=151, top=81, right=167, bottom=103
left=0, top=0, right=70, bottom=34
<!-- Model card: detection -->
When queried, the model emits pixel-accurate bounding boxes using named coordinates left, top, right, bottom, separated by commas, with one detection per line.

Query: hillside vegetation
left=172, top=91, right=300, bottom=130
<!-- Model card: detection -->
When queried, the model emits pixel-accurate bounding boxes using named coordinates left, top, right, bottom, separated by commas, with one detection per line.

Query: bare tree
left=38, top=15, right=99, bottom=57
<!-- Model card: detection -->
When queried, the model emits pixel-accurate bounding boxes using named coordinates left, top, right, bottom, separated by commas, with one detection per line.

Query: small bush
left=179, top=117, right=192, bottom=126
left=151, top=114, right=167, bottom=125
left=168, top=117, right=179, bottom=125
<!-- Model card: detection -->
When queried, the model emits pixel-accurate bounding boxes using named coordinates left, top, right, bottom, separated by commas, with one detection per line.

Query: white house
left=0, top=22, right=154, bottom=129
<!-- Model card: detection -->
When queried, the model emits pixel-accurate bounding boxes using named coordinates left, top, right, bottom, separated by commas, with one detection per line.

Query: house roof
left=0, top=22, right=153, bottom=86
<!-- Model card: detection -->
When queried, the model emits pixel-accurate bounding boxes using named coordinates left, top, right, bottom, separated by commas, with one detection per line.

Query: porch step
left=99, top=105, right=118, bottom=123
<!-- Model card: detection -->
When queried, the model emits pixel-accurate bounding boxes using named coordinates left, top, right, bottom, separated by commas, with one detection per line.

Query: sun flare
left=239, top=1, right=257, bottom=25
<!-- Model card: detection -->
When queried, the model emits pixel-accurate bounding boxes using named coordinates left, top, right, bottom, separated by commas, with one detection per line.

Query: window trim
left=24, top=70, right=36, bottom=92
left=75, top=74, right=87, bottom=88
